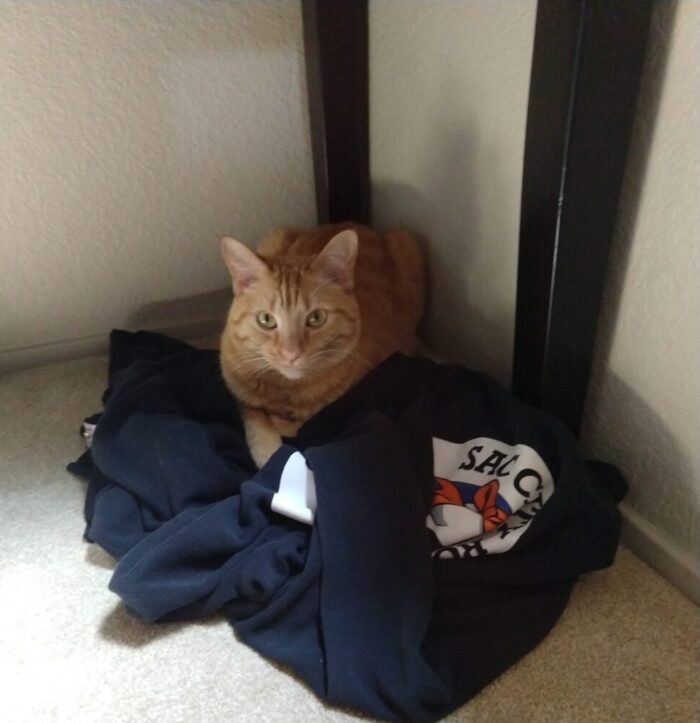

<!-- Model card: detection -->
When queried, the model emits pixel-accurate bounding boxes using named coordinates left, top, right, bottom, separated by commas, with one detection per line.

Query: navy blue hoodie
left=69, top=330, right=625, bottom=721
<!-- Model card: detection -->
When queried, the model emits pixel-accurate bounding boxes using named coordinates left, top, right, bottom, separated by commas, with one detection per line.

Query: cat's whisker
left=235, top=351, right=276, bottom=380
left=251, top=365, right=274, bottom=382
left=247, top=357, right=273, bottom=373
left=308, top=348, right=349, bottom=361
left=243, top=356, right=269, bottom=367
left=234, top=350, right=267, bottom=361
left=309, top=347, right=372, bottom=369
left=236, top=358, right=270, bottom=373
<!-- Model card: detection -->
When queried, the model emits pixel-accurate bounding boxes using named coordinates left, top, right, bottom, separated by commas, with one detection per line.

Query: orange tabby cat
left=219, top=222, right=425, bottom=468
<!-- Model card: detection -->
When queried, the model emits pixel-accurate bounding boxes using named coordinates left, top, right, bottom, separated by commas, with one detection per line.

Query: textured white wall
left=581, top=2, right=700, bottom=592
left=0, top=1, right=315, bottom=370
left=370, top=0, right=536, bottom=383
left=5, top=0, right=697, bottom=591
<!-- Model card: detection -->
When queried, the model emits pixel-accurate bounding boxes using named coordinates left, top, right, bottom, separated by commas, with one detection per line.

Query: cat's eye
left=256, top=311, right=277, bottom=330
left=306, top=309, right=327, bottom=328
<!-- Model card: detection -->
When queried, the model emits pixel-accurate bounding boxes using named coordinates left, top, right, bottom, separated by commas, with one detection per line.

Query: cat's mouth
left=275, top=364, right=307, bottom=380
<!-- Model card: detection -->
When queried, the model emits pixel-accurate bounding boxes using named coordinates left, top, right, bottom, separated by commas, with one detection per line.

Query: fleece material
left=69, top=330, right=625, bottom=722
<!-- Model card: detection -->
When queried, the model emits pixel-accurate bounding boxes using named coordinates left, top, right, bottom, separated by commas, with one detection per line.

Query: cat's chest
left=238, top=370, right=351, bottom=422
left=234, top=378, right=313, bottom=417
left=259, top=395, right=303, bottom=422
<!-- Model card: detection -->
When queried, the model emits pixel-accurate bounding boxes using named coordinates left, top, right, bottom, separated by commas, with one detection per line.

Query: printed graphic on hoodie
left=428, top=437, right=554, bottom=558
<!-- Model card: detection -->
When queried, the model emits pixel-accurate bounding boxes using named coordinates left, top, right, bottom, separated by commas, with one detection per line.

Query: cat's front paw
left=242, top=407, right=284, bottom=469
left=250, top=437, right=282, bottom=469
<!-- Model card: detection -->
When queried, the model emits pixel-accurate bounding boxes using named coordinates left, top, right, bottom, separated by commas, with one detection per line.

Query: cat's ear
left=311, top=229, right=358, bottom=292
left=221, top=237, right=268, bottom=293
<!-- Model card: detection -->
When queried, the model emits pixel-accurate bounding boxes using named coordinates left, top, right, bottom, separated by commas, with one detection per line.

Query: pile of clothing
left=69, top=330, right=625, bottom=722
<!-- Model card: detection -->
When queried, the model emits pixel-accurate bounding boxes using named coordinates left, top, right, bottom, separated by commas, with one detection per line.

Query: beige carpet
left=1, top=353, right=698, bottom=723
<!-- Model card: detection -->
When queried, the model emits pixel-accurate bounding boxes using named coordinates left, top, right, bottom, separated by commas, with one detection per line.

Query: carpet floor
left=1, top=351, right=698, bottom=723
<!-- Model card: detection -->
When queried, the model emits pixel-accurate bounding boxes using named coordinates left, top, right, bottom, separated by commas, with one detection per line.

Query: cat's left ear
left=311, top=229, right=358, bottom=292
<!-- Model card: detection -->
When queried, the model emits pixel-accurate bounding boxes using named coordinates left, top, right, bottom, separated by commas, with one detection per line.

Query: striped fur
left=220, top=222, right=426, bottom=467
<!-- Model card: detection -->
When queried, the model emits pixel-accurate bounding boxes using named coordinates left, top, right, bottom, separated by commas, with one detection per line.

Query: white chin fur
left=277, top=366, right=306, bottom=380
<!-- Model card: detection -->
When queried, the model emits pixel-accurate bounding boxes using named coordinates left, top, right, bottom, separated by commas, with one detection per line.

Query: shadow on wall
left=373, top=121, right=516, bottom=386
left=580, top=2, right=698, bottom=564
left=583, top=370, right=697, bottom=557
left=2, top=2, right=314, bottom=361
left=583, top=0, right=679, bottom=375
left=127, top=287, right=232, bottom=342
left=581, top=1, right=680, bottom=483
left=0, top=285, right=231, bottom=374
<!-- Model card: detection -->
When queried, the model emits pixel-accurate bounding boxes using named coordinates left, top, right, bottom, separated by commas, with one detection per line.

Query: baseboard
left=0, top=315, right=226, bottom=375
left=620, top=502, right=700, bottom=605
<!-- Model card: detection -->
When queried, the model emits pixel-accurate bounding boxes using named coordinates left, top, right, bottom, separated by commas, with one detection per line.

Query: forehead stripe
left=274, top=266, right=306, bottom=307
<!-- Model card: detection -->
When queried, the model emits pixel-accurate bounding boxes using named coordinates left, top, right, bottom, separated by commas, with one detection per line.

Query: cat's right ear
left=221, top=237, right=267, bottom=293
left=310, top=229, right=358, bottom=292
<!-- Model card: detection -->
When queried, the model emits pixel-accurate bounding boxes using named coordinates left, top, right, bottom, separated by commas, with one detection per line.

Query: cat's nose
left=280, top=348, right=302, bottom=364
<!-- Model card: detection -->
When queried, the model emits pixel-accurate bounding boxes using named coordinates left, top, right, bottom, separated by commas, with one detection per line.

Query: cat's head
left=221, top=229, right=361, bottom=380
